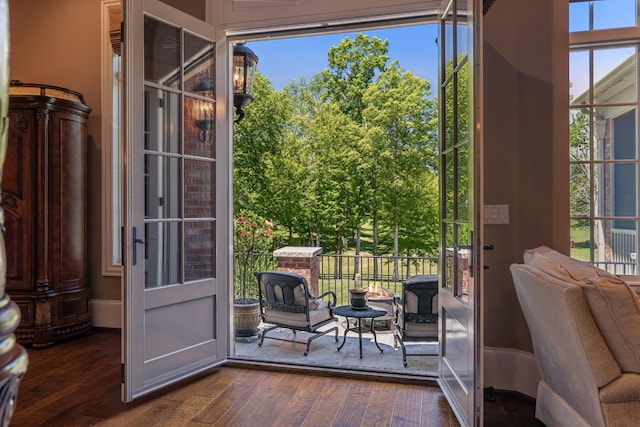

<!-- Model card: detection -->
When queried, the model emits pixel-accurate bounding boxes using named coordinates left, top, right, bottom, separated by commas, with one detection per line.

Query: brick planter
left=274, top=246, right=322, bottom=296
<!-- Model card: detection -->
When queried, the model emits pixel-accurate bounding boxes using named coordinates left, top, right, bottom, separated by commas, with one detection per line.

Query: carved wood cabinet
left=2, top=82, right=92, bottom=348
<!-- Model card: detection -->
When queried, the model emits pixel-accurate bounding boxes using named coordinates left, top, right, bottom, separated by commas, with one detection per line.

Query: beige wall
left=482, top=0, right=569, bottom=351
left=9, top=0, right=121, bottom=300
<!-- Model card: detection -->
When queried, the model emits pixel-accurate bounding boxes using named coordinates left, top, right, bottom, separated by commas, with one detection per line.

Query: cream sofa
left=510, top=246, right=640, bottom=427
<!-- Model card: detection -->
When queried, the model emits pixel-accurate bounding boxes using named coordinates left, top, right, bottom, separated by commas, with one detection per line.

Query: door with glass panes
left=437, top=0, right=484, bottom=425
left=122, top=0, right=229, bottom=402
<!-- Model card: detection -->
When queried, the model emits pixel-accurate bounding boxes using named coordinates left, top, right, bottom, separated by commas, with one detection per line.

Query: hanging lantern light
left=194, top=69, right=214, bottom=142
left=232, top=43, right=258, bottom=124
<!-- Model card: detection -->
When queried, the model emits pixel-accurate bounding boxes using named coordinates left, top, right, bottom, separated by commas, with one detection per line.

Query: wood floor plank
left=391, top=385, right=423, bottom=426
left=331, top=380, right=374, bottom=427
left=418, top=387, right=461, bottom=427
left=271, top=375, right=332, bottom=426
left=192, top=368, right=264, bottom=424
left=300, top=377, right=352, bottom=427
left=8, top=329, right=536, bottom=426
left=360, top=382, right=397, bottom=427
left=211, top=370, right=285, bottom=426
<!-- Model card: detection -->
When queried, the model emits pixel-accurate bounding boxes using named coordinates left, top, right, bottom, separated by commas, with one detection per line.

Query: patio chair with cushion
left=255, top=271, right=339, bottom=356
left=395, top=274, right=439, bottom=367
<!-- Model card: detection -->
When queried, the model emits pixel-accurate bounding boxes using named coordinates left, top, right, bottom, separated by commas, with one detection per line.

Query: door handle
left=132, top=226, right=157, bottom=265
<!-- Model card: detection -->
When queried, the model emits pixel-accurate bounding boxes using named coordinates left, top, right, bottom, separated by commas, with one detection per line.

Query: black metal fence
left=235, top=252, right=439, bottom=306
left=317, top=254, right=438, bottom=305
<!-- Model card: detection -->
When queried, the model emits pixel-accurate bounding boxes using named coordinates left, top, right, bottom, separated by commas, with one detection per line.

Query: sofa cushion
left=525, top=246, right=640, bottom=373
left=524, top=245, right=614, bottom=281
left=583, top=275, right=640, bottom=374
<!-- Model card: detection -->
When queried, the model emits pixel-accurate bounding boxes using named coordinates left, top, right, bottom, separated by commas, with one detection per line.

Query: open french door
left=437, top=0, right=483, bottom=426
left=122, top=0, right=231, bottom=401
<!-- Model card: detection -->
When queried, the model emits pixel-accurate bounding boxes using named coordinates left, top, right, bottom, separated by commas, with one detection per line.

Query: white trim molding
left=101, top=0, right=123, bottom=277
left=484, top=346, right=540, bottom=398
left=90, top=299, right=122, bottom=329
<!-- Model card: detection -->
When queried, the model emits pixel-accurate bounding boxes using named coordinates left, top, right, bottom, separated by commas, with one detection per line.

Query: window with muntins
left=569, top=0, right=640, bottom=274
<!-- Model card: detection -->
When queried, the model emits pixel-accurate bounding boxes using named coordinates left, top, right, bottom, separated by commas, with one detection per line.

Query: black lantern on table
left=232, top=43, right=258, bottom=124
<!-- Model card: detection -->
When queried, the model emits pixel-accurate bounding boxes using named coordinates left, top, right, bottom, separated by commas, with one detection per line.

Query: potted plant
left=233, top=212, right=275, bottom=338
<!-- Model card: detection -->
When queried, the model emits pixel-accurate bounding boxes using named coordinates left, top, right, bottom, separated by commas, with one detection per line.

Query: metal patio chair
left=395, top=274, right=439, bottom=367
left=255, top=271, right=339, bottom=356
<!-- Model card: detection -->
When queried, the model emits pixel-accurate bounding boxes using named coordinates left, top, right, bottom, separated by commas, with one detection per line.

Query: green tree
left=233, top=71, right=291, bottom=221
left=319, top=34, right=390, bottom=261
left=569, top=109, right=591, bottom=219
left=321, top=33, right=389, bottom=123
left=363, top=62, right=438, bottom=277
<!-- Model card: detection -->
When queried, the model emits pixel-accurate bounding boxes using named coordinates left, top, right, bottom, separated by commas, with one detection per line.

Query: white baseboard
left=484, top=346, right=539, bottom=398
left=90, top=299, right=122, bottom=329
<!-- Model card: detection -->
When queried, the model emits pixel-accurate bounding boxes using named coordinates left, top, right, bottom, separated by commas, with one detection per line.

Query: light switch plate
left=484, top=204, right=509, bottom=224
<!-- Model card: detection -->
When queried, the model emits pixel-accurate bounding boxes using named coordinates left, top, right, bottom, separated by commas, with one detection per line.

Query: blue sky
left=245, top=24, right=439, bottom=91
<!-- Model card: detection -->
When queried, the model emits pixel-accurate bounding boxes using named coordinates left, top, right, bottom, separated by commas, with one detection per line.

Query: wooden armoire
left=2, top=81, right=92, bottom=348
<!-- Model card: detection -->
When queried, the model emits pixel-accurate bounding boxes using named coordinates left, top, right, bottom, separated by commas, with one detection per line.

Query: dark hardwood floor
left=10, top=328, right=540, bottom=426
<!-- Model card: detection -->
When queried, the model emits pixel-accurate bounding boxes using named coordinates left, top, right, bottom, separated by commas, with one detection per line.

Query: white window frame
left=569, top=1, right=640, bottom=274
left=101, top=0, right=123, bottom=276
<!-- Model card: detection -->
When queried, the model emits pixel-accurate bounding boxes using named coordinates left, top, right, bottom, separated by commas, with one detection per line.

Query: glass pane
left=570, top=163, right=591, bottom=217
left=444, top=82, right=454, bottom=149
left=593, top=106, right=637, bottom=161
left=593, top=47, right=636, bottom=105
left=443, top=223, right=454, bottom=291
left=570, top=108, right=591, bottom=161
left=185, top=221, right=215, bottom=281
left=570, top=50, right=590, bottom=105
left=145, top=155, right=181, bottom=219
left=569, top=1, right=589, bottom=33
left=613, top=109, right=637, bottom=160
left=443, top=11, right=454, bottom=75
left=594, top=0, right=636, bottom=30
left=144, top=87, right=180, bottom=153
left=593, top=162, right=638, bottom=218
left=184, top=159, right=215, bottom=218
left=445, top=152, right=455, bottom=220
left=144, top=16, right=180, bottom=88
left=184, top=33, right=214, bottom=97
left=614, top=162, right=637, bottom=216
left=593, top=219, right=638, bottom=274
left=456, top=70, right=469, bottom=144
left=456, top=226, right=470, bottom=303
left=457, top=145, right=469, bottom=221
left=570, top=219, right=592, bottom=261
left=185, top=96, right=215, bottom=156
left=456, top=14, right=468, bottom=65
left=145, top=222, right=181, bottom=287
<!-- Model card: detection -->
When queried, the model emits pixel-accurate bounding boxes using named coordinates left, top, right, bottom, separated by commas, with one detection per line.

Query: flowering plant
left=234, top=212, right=275, bottom=302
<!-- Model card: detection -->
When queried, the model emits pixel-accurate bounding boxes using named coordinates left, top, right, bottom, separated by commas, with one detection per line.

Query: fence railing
left=235, top=252, right=439, bottom=307
left=318, top=254, right=438, bottom=306
left=608, top=229, right=637, bottom=275
left=234, top=253, right=278, bottom=300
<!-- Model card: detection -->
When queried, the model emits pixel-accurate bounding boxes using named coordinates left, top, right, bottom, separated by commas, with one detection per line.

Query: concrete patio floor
left=232, top=319, right=439, bottom=378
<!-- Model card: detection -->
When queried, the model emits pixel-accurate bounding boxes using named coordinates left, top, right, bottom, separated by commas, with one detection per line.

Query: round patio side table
left=334, top=305, right=386, bottom=359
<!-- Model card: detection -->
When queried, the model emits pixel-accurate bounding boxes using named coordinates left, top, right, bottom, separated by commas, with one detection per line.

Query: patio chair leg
left=397, top=339, right=408, bottom=367
left=258, top=325, right=278, bottom=347
left=303, top=326, right=339, bottom=356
